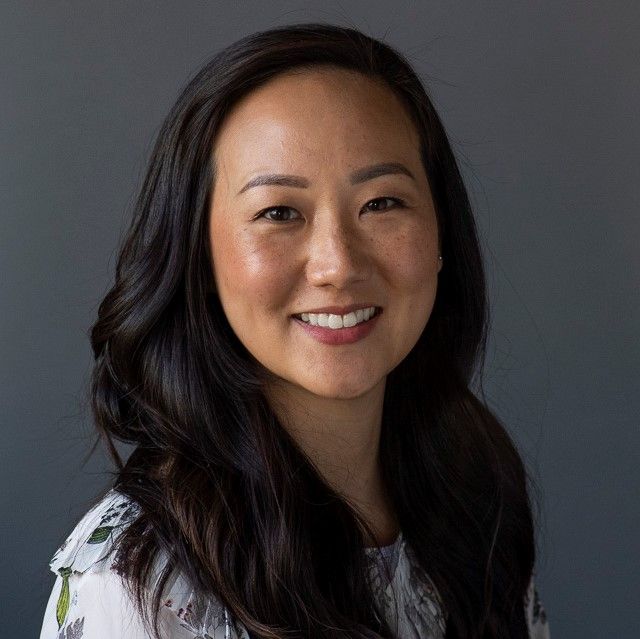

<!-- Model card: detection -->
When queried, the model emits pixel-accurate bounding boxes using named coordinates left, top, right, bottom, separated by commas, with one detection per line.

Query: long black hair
left=90, top=22, right=539, bottom=638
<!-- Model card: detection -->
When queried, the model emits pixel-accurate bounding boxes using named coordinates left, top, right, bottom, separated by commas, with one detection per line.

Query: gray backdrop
left=2, top=2, right=638, bottom=638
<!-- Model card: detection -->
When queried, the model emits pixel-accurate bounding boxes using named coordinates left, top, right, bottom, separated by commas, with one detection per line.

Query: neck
left=264, top=375, right=398, bottom=546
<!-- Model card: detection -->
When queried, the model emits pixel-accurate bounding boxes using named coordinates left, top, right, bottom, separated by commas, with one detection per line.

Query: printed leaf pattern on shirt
left=42, top=489, right=551, bottom=639
left=55, top=567, right=72, bottom=628
left=57, top=616, right=84, bottom=639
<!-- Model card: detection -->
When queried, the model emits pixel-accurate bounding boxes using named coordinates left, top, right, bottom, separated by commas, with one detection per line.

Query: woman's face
left=209, top=67, right=441, bottom=399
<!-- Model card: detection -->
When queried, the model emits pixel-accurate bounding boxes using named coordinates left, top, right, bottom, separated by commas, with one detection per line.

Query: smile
left=294, top=306, right=380, bottom=329
left=291, top=307, right=382, bottom=345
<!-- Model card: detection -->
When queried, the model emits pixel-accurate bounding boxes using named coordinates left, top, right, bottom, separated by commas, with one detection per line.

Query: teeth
left=298, top=306, right=378, bottom=329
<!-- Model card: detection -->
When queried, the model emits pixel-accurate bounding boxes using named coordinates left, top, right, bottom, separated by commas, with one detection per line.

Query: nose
left=304, top=209, right=372, bottom=289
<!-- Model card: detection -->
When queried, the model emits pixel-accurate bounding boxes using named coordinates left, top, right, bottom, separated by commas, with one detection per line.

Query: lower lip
left=292, top=310, right=382, bottom=345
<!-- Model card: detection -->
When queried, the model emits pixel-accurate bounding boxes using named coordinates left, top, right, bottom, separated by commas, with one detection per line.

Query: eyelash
left=254, top=196, right=407, bottom=223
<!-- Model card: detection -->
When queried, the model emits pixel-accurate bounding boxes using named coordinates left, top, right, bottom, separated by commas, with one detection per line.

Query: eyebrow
left=237, top=162, right=416, bottom=195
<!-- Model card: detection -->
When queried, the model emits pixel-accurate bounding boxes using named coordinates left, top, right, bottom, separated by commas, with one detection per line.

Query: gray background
left=2, top=2, right=638, bottom=638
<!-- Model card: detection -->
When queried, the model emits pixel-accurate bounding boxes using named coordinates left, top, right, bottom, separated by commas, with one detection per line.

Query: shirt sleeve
left=40, top=558, right=249, bottom=639
left=39, top=567, right=160, bottom=639
left=525, top=572, right=551, bottom=639
left=39, top=489, right=248, bottom=639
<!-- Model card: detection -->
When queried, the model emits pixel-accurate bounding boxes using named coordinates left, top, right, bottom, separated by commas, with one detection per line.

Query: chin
left=304, top=378, right=381, bottom=400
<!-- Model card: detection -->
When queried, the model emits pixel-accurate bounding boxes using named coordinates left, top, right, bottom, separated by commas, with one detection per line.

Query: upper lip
left=292, top=303, right=381, bottom=316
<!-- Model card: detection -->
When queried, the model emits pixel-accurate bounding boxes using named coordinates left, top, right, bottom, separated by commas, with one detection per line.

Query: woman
left=40, top=23, right=551, bottom=639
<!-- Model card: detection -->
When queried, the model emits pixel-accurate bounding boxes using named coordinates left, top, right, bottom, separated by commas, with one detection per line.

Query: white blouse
left=40, top=489, right=550, bottom=639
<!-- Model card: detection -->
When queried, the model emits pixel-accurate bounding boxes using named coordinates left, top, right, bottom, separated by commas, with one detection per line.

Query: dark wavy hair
left=89, top=22, right=540, bottom=639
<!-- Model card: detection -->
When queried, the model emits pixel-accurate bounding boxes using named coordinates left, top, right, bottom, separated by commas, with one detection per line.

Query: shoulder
left=49, top=488, right=141, bottom=578
left=43, top=489, right=249, bottom=639
left=524, top=571, right=551, bottom=639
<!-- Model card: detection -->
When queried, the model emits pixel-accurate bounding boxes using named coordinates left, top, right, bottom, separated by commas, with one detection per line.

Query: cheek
left=210, top=226, right=294, bottom=317
left=381, top=227, right=439, bottom=358
left=382, top=223, right=438, bottom=296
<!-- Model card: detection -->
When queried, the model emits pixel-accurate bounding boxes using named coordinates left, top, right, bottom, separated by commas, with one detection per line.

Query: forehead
left=212, top=67, right=422, bottom=185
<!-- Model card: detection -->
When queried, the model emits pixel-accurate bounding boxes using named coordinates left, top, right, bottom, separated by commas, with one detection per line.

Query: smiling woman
left=209, top=66, right=441, bottom=411
left=39, top=23, right=550, bottom=639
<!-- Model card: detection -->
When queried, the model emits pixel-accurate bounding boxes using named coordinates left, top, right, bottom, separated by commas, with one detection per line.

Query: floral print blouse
left=40, top=489, right=550, bottom=639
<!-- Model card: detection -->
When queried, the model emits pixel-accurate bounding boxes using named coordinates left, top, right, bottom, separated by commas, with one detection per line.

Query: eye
left=363, top=196, right=407, bottom=213
left=254, top=205, right=301, bottom=223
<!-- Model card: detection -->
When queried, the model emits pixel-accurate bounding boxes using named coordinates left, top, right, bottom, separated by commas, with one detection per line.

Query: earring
left=438, top=255, right=442, bottom=260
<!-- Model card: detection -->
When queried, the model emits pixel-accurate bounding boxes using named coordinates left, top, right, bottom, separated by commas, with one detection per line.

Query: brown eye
left=255, top=206, right=300, bottom=222
left=364, top=197, right=406, bottom=212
